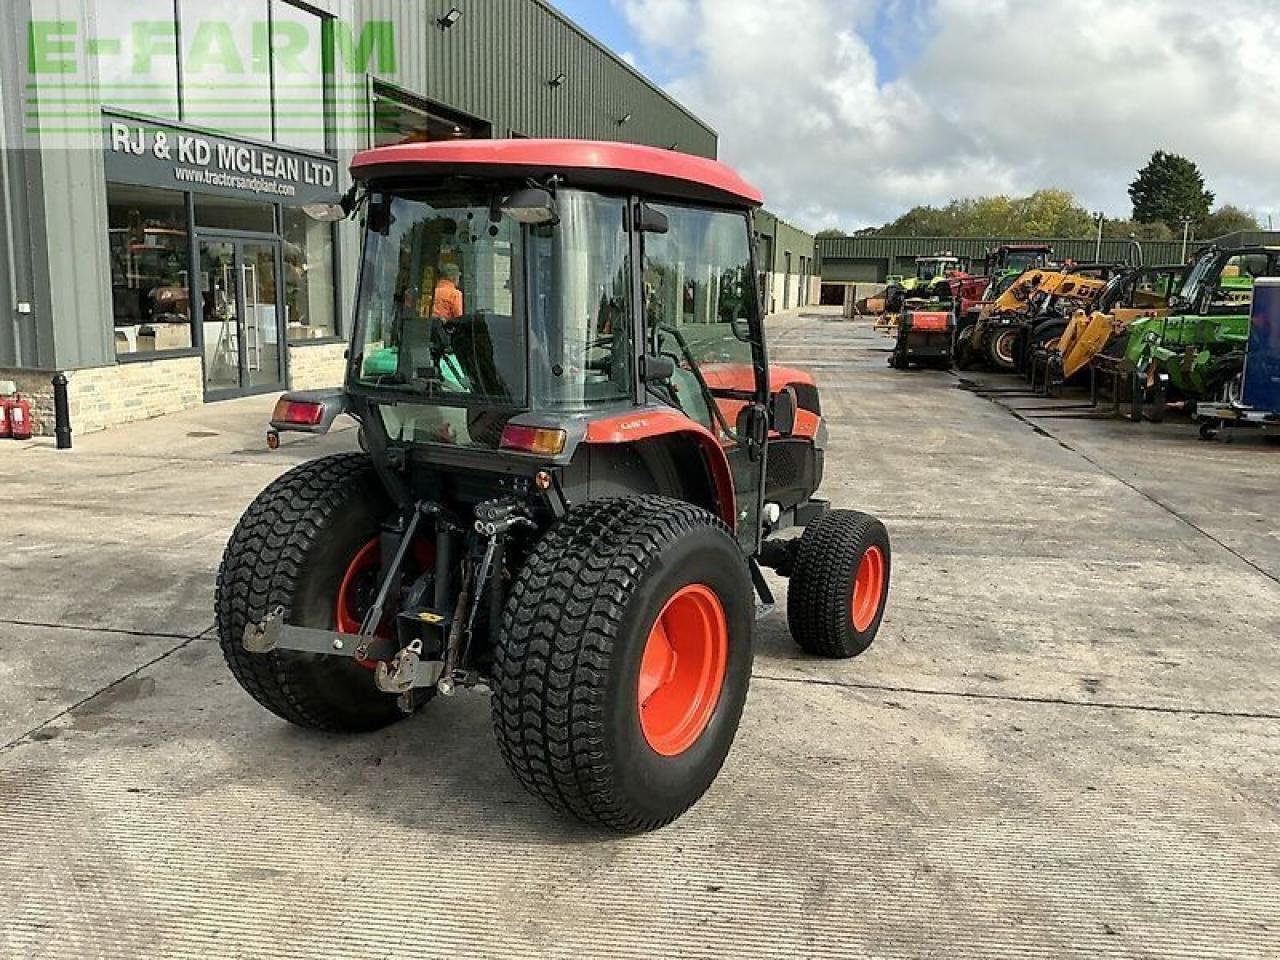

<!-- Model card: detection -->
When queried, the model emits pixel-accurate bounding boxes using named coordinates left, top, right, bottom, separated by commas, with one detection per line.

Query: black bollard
left=52, top=373, right=72, bottom=450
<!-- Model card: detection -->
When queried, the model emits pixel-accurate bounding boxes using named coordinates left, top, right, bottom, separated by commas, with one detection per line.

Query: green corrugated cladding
left=755, top=210, right=816, bottom=274
left=358, top=0, right=717, bottom=156
left=822, top=261, right=881, bottom=284
left=1208, top=231, right=1280, bottom=248
left=818, top=235, right=1190, bottom=272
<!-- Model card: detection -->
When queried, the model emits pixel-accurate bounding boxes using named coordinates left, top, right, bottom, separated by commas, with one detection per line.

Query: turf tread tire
left=491, top=496, right=752, bottom=833
left=215, top=453, right=405, bottom=733
left=788, top=510, right=891, bottom=659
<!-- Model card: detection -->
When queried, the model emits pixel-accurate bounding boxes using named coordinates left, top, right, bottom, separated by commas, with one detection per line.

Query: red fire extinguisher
left=0, top=397, right=11, bottom=439
left=9, top=395, right=32, bottom=441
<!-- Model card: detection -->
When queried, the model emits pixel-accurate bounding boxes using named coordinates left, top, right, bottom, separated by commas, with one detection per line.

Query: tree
left=1128, top=151, right=1214, bottom=226
left=814, top=228, right=849, bottom=240
left=873, top=189, right=1093, bottom=238
left=1011, top=189, right=1094, bottom=238
left=1101, top=219, right=1175, bottom=242
left=1199, top=204, right=1261, bottom=240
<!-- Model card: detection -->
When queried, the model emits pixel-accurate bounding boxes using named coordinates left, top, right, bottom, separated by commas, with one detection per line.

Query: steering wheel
left=562, top=334, right=616, bottom=375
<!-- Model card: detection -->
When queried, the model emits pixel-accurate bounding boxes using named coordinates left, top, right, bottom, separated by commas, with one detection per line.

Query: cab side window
left=642, top=206, right=760, bottom=431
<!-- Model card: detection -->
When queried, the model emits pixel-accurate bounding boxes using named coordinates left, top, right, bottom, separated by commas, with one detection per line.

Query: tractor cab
left=913, top=255, right=963, bottom=283
left=985, top=244, right=1053, bottom=277
left=1175, top=246, right=1280, bottom=315
left=346, top=145, right=767, bottom=451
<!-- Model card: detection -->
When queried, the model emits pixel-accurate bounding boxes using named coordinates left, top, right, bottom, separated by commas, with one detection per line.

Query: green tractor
left=884, top=254, right=965, bottom=313
left=1124, top=246, right=1280, bottom=414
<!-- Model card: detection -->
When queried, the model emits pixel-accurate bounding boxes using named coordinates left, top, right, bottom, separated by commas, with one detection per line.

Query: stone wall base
left=1, top=344, right=346, bottom=439
left=0, top=356, right=204, bottom=437
left=287, top=342, right=347, bottom=392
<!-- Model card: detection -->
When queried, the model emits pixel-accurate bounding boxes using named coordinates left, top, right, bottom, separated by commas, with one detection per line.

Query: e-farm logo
left=25, top=15, right=398, bottom=140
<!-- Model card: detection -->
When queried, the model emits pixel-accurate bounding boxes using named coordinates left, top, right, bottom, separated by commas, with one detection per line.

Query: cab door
left=639, top=202, right=768, bottom=551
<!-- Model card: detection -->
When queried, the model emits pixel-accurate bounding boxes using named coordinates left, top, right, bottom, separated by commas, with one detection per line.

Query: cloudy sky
left=548, top=0, right=1280, bottom=233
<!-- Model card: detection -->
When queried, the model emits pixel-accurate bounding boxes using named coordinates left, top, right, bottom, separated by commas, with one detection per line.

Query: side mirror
left=502, top=187, right=559, bottom=226
left=735, top=402, right=769, bottom=460
left=640, top=354, right=675, bottom=382
left=771, top=387, right=798, bottom=437
left=302, top=184, right=361, bottom=223
left=636, top=203, right=669, bottom=234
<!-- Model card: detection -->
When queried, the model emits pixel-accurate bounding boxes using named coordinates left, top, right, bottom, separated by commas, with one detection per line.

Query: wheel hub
left=637, top=584, right=728, bottom=757
left=851, top=545, right=886, bottom=632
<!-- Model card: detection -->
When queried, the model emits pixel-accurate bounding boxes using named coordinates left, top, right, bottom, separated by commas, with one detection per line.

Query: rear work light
left=500, top=424, right=567, bottom=456
left=273, top=398, right=326, bottom=426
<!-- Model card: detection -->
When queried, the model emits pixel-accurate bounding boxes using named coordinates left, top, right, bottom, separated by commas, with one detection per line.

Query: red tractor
left=218, top=140, right=892, bottom=832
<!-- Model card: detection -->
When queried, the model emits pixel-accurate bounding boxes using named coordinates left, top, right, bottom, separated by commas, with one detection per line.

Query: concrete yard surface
left=1, top=314, right=1278, bottom=959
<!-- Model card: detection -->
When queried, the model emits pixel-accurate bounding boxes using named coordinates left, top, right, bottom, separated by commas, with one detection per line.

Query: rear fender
left=583, top=410, right=737, bottom=530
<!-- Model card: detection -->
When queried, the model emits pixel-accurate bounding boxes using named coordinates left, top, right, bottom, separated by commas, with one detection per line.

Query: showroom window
left=194, top=195, right=277, bottom=233
left=175, top=0, right=332, bottom=148
left=107, top=184, right=194, bottom=358
left=93, top=0, right=182, bottom=119
left=371, top=85, right=488, bottom=147
left=282, top=207, right=338, bottom=340
left=179, top=0, right=272, bottom=139
left=270, top=0, right=329, bottom=152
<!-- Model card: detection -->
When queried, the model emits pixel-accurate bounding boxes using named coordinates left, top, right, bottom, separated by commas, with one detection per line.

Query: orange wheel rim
left=851, top=545, right=886, bottom=633
left=638, top=584, right=729, bottom=757
left=336, top=539, right=381, bottom=638
left=335, top=537, right=434, bottom=668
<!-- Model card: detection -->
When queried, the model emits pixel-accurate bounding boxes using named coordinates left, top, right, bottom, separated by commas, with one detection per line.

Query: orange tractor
left=218, top=140, right=892, bottom=832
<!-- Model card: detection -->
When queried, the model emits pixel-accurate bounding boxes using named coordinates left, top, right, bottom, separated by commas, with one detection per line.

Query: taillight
left=273, top=398, right=326, bottom=426
left=500, top=424, right=567, bottom=456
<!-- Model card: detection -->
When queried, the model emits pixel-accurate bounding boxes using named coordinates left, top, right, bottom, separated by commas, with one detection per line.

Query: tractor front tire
left=987, top=328, right=1019, bottom=371
left=788, top=510, right=891, bottom=659
left=215, top=453, right=408, bottom=733
left=491, top=497, right=754, bottom=832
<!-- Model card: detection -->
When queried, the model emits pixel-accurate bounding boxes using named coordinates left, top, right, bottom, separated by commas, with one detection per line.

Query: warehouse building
left=755, top=211, right=818, bottom=315
left=0, top=0, right=719, bottom=435
left=818, top=235, right=1192, bottom=306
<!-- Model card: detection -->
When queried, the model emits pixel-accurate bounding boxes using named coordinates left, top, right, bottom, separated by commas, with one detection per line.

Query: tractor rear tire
left=491, top=497, right=753, bottom=832
left=215, top=453, right=409, bottom=733
left=788, top=510, right=891, bottom=659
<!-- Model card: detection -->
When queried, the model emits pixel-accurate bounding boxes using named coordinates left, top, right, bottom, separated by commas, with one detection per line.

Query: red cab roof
left=350, top=139, right=764, bottom=208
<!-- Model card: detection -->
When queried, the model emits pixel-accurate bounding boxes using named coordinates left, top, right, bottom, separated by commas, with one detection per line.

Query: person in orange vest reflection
left=432, top=263, right=465, bottom=321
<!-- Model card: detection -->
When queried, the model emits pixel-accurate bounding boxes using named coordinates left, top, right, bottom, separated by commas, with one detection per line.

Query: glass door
left=240, top=241, right=283, bottom=391
left=200, top=240, right=241, bottom=394
left=198, top=237, right=285, bottom=397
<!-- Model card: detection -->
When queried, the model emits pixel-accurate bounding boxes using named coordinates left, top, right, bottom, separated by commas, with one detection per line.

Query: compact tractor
left=216, top=140, right=892, bottom=833
left=884, top=254, right=966, bottom=313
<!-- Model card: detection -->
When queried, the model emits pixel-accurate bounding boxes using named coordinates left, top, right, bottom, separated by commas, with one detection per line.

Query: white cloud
left=615, top=0, right=1280, bottom=231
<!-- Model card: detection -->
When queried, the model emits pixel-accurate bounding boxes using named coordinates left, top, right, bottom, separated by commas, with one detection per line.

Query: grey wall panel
left=0, top=0, right=56, bottom=369
left=353, top=0, right=716, bottom=156
left=37, top=0, right=114, bottom=370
